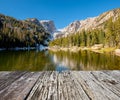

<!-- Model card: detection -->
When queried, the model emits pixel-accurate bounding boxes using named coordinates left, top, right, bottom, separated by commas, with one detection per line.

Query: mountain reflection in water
left=0, top=50, right=120, bottom=71
left=50, top=50, right=120, bottom=71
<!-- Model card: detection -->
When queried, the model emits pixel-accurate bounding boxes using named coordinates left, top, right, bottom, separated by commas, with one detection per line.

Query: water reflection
left=50, top=50, right=120, bottom=71
left=0, top=51, right=56, bottom=71
left=0, top=50, right=120, bottom=71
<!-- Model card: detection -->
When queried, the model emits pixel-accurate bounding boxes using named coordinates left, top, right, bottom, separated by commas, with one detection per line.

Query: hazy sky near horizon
left=0, top=0, right=120, bottom=29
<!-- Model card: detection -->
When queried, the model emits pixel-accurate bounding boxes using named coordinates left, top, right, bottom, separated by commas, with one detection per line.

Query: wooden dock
left=0, top=71, right=120, bottom=100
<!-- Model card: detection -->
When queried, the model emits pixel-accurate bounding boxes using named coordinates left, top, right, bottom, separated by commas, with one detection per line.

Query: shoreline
left=0, top=45, right=48, bottom=51
left=48, top=46, right=120, bottom=56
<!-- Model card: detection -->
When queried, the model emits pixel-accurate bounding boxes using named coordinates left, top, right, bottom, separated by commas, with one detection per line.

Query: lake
left=0, top=50, right=120, bottom=71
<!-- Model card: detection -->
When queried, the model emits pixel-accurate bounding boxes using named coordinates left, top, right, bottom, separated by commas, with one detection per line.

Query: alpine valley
left=0, top=8, right=120, bottom=52
left=50, top=8, right=120, bottom=55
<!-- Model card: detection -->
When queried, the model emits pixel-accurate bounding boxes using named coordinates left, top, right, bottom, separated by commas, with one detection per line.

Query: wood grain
left=0, top=71, right=119, bottom=100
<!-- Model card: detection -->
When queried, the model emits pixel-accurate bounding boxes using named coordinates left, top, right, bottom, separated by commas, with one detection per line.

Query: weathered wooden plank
left=0, top=71, right=26, bottom=91
left=77, top=71, right=120, bottom=100
left=25, top=72, right=45, bottom=100
left=103, top=70, right=120, bottom=81
left=62, top=72, right=76, bottom=100
left=70, top=71, right=91, bottom=100
left=0, top=72, right=41, bottom=100
left=26, top=71, right=52, bottom=100
left=0, top=72, right=11, bottom=79
left=73, top=71, right=96, bottom=100
left=60, top=71, right=90, bottom=100
left=58, top=71, right=78, bottom=100
left=57, top=71, right=65, bottom=100
left=46, top=71, right=58, bottom=100
left=58, top=71, right=70, bottom=100
left=91, top=71, right=120, bottom=97
left=0, top=71, right=120, bottom=100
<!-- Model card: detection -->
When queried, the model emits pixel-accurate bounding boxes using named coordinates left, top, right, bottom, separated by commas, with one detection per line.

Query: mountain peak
left=26, top=18, right=56, bottom=34
left=40, top=20, right=53, bottom=23
left=62, top=20, right=81, bottom=33
left=26, top=18, right=42, bottom=26
left=40, top=20, right=56, bottom=33
left=53, top=8, right=120, bottom=38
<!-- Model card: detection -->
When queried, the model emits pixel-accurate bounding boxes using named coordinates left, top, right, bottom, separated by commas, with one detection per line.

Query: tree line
left=49, top=16, right=120, bottom=48
left=0, top=14, right=50, bottom=48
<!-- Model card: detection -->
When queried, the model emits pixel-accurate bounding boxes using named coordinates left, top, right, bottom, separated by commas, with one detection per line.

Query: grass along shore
left=48, top=45, right=120, bottom=56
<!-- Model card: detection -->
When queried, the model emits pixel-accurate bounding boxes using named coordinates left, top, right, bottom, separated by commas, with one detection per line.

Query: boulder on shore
left=91, top=44, right=103, bottom=50
left=115, top=49, right=120, bottom=56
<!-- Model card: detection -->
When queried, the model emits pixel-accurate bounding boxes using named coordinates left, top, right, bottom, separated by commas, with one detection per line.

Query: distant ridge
left=54, top=8, right=120, bottom=38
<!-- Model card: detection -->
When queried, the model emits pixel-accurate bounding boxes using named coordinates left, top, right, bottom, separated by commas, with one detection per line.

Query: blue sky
left=0, top=0, right=120, bottom=29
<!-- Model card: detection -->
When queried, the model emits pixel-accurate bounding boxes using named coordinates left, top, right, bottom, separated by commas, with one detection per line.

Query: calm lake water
left=0, top=50, right=120, bottom=71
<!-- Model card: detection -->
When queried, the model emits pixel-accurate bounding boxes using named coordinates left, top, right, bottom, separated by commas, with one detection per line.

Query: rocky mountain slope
left=40, top=20, right=56, bottom=34
left=54, top=8, right=120, bottom=38
left=26, top=18, right=43, bottom=27
left=26, top=18, right=56, bottom=34
left=0, top=14, right=51, bottom=48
